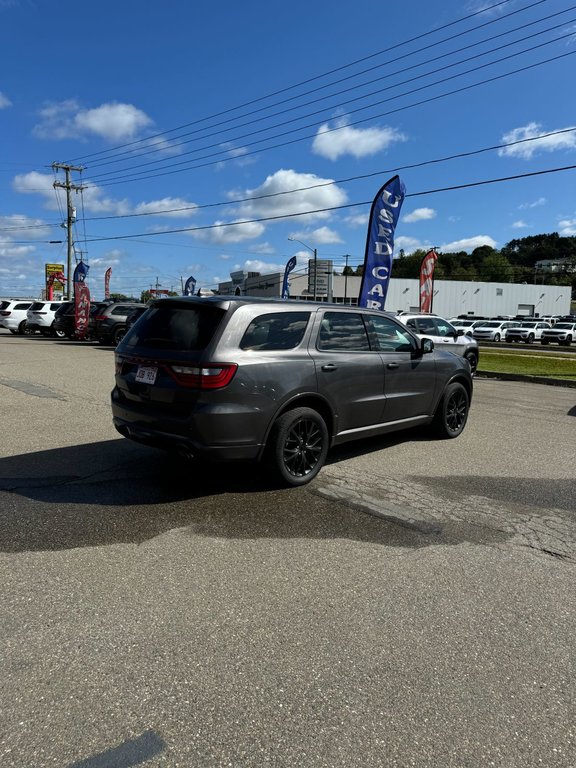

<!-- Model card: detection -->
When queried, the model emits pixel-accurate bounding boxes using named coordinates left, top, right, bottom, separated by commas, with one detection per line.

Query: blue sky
left=1, top=0, right=575, bottom=300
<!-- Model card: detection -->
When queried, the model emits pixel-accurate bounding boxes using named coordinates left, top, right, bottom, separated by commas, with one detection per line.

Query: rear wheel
left=18, top=320, right=33, bottom=335
left=267, top=407, right=329, bottom=487
left=432, top=382, right=469, bottom=439
left=113, top=326, right=126, bottom=345
left=464, top=350, right=478, bottom=375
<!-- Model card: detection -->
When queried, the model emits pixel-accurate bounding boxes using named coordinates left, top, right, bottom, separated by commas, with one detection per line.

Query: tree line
left=343, top=233, right=576, bottom=296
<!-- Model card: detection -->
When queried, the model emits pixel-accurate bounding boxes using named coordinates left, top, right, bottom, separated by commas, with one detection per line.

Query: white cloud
left=403, top=207, right=436, bottom=223
left=133, top=197, right=198, bottom=218
left=233, top=169, right=347, bottom=223
left=190, top=220, right=265, bottom=245
left=518, top=197, right=546, bottom=209
left=512, top=220, right=528, bottom=229
left=395, top=236, right=430, bottom=252
left=0, top=91, right=11, bottom=108
left=558, top=218, right=576, bottom=236
left=33, top=100, right=154, bottom=142
left=440, top=236, right=497, bottom=252
left=498, top=123, right=576, bottom=159
left=289, top=226, right=342, bottom=244
left=313, top=118, right=406, bottom=160
left=344, top=213, right=368, bottom=228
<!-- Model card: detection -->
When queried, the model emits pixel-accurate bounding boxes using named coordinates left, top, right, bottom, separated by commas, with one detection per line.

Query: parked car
left=472, top=320, right=517, bottom=342
left=450, top=319, right=486, bottom=334
left=395, top=312, right=479, bottom=374
left=505, top=321, right=551, bottom=344
left=111, top=297, right=473, bottom=487
left=540, top=322, right=576, bottom=346
left=93, top=301, right=146, bottom=345
left=0, top=299, right=34, bottom=334
left=53, top=300, right=112, bottom=340
left=26, top=300, right=68, bottom=337
left=125, top=305, right=149, bottom=332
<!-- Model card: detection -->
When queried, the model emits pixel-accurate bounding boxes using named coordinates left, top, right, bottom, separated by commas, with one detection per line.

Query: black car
left=112, top=297, right=473, bottom=487
left=93, top=302, right=146, bottom=345
left=53, top=301, right=111, bottom=340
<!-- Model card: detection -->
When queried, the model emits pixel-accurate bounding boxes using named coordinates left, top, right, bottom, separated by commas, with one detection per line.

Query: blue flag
left=281, top=256, right=297, bottom=299
left=358, top=175, right=405, bottom=310
left=183, top=275, right=197, bottom=295
left=73, top=260, right=89, bottom=284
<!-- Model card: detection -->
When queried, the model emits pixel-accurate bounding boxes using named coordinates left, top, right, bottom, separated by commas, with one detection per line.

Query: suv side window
left=240, top=312, right=310, bottom=350
left=369, top=315, right=416, bottom=352
left=413, top=317, right=437, bottom=335
left=15, top=303, right=32, bottom=310
left=112, top=305, right=132, bottom=315
left=435, top=319, right=456, bottom=337
left=318, top=312, right=370, bottom=351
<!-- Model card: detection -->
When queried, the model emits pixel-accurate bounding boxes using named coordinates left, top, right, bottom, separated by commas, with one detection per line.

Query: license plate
left=135, top=365, right=158, bottom=385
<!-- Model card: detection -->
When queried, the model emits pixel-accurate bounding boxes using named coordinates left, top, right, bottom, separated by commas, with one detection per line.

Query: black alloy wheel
left=268, top=407, right=329, bottom=487
left=433, top=382, right=469, bottom=439
left=464, top=350, right=478, bottom=375
left=113, top=326, right=126, bottom=345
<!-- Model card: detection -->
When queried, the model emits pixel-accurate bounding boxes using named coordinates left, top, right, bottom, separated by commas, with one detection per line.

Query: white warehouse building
left=218, top=263, right=570, bottom=318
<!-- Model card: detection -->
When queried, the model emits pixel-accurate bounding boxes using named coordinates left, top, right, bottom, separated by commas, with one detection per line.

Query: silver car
left=395, top=312, right=479, bottom=374
left=472, top=320, right=516, bottom=342
left=111, top=297, right=473, bottom=486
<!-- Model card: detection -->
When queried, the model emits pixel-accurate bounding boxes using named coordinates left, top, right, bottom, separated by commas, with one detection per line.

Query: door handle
left=321, top=363, right=337, bottom=372
left=386, top=362, right=399, bottom=369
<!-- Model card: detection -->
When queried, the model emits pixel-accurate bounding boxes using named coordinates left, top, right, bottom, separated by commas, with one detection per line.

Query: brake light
left=169, top=363, right=238, bottom=389
left=0, top=311, right=10, bottom=316
left=93, top=315, right=107, bottom=321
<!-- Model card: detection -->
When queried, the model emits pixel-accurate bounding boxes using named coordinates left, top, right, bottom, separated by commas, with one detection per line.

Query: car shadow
left=0, top=435, right=505, bottom=554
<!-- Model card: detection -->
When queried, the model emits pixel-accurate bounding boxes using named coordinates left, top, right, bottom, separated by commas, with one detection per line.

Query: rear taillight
left=0, top=311, right=10, bottom=316
left=169, top=363, right=237, bottom=389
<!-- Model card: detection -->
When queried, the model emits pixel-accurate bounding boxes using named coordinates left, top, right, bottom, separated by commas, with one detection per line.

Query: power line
left=66, top=0, right=523, bottom=164
left=77, top=163, right=576, bottom=244
left=82, top=0, right=561, bottom=171
left=88, top=47, right=576, bottom=188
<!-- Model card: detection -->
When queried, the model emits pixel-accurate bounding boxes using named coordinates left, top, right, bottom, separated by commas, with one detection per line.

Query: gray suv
left=111, top=297, right=473, bottom=486
left=93, top=301, right=146, bottom=345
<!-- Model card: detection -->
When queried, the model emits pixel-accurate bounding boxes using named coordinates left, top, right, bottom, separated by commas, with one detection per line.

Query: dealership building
left=217, top=260, right=571, bottom=318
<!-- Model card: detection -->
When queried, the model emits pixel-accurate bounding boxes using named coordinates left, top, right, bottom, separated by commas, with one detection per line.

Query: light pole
left=288, top=237, right=317, bottom=301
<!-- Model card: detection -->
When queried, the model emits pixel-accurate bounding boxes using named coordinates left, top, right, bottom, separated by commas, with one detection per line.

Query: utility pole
left=52, top=163, right=84, bottom=299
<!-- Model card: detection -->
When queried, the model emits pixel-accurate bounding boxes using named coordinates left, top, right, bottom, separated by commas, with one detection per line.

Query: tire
left=267, top=407, right=329, bottom=487
left=18, top=320, right=33, bottom=335
left=526, top=333, right=535, bottom=344
left=464, top=350, right=478, bottom=375
left=53, top=328, right=66, bottom=338
left=541, top=340, right=549, bottom=346
left=565, top=336, right=572, bottom=347
left=432, top=382, right=470, bottom=439
left=113, top=326, right=126, bottom=345
left=493, top=333, right=501, bottom=342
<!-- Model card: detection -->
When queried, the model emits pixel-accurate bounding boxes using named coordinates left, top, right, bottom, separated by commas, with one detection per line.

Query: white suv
left=504, top=321, right=551, bottom=344
left=395, top=312, right=479, bottom=374
left=0, top=299, right=35, bottom=334
left=26, top=300, right=68, bottom=337
left=472, top=320, right=517, bottom=342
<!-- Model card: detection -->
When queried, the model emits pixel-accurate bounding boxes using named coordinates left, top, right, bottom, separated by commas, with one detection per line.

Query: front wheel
left=493, top=333, right=501, bottom=342
left=564, top=337, right=572, bottom=346
left=526, top=333, right=535, bottom=344
left=267, top=407, right=329, bottom=487
left=464, top=350, right=478, bottom=375
left=432, top=382, right=470, bottom=439
left=541, top=340, right=549, bottom=345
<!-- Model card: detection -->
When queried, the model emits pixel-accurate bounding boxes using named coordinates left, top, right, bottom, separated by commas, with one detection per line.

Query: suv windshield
left=123, top=303, right=226, bottom=351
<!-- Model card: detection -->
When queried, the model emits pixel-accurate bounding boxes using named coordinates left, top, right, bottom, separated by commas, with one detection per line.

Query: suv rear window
left=240, top=312, right=310, bottom=350
left=123, top=304, right=225, bottom=351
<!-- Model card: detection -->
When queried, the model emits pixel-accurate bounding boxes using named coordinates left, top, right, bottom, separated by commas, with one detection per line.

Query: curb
left=476, top=371, right=576, bottom=388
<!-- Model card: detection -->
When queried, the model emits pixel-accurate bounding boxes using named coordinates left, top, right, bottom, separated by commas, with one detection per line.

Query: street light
left=288, top=236, right=317, bottom=301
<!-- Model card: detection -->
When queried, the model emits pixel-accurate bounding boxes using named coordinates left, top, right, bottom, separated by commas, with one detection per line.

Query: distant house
left=534, top=258, right=574, bottom=274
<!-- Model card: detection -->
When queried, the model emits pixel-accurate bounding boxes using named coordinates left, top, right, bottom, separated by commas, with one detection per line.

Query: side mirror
left=415, top=337, right=434, bottom=356
left=456, top=328, right=465, bottom=337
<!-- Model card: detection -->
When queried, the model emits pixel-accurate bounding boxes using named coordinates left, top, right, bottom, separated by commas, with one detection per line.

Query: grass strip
left=478, top=350, right=576, bottom=381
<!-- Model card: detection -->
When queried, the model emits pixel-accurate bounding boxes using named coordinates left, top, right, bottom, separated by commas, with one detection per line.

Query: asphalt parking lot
left=1, top=331, right=575, bottom=767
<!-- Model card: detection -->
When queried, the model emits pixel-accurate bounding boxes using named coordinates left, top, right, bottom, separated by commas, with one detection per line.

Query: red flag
left=74, top=282, right=91, bottom=338
left=104, top=267, right=112, bottom=299
left=419, top=249, right=438, bottom=313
